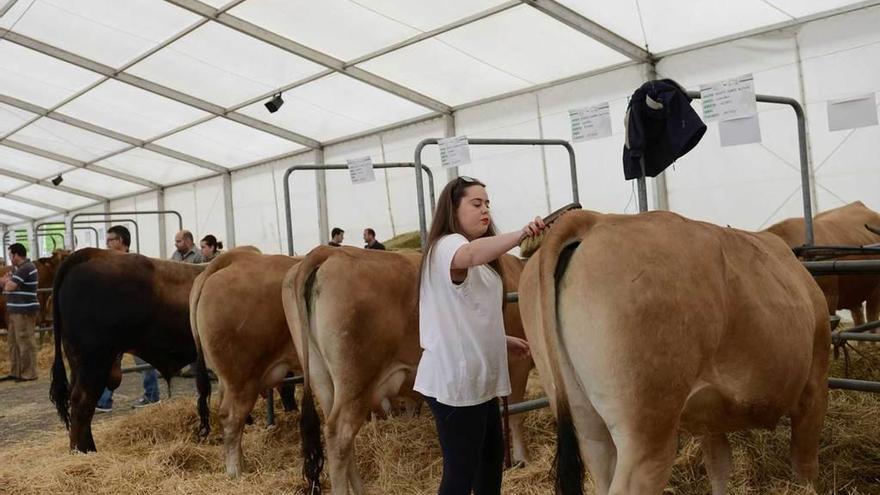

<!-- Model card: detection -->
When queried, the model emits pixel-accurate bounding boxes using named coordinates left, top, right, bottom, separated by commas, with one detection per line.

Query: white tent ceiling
left=0, top=0, right=875, bottom=225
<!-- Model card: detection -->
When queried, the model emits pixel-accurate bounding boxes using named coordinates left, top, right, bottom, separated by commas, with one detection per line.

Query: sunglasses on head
left=458, top=175, right=477, bottom=184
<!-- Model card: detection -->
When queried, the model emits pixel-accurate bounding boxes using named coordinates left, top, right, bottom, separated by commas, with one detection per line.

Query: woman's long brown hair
left=419, top=176, right=503, bottom=284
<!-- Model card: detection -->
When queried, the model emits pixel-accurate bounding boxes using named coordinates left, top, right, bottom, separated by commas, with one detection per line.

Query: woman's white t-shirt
left=414, top=233, right=511, bottom=407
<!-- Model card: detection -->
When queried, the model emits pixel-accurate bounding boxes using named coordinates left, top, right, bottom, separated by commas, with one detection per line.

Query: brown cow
left=765, top=201, right=880, bottom=325
left=519, top=210, right=830, bottom=495
left=282, top=246, right=534, bottom=495
left=189, top=248, right=303, bottom=477
left=35, top=249, right=71, bottom=327
left=50, top=248, right=203, bottom=452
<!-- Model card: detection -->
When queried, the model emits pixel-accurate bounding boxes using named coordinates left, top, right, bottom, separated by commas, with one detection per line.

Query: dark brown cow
left=50, top=248, right=203, bottom=452
left=35, top=249, right=71, bottom=327
left=765, top=201, right=880, bottom=325
left=282, top=246, right=534, bottom=494
left=189, top=248, right=303, bottom=477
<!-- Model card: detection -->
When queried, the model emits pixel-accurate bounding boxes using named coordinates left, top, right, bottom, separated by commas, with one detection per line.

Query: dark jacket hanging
left=622, top=79, right=706, bottom=180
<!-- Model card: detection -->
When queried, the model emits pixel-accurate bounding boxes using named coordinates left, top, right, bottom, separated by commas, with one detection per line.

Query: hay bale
left=384, top=231, right=421, bottom=251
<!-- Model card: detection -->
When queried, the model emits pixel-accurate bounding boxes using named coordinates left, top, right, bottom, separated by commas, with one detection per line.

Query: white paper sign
left=438, top=135, right=471, bottom=168
left=569, top=103, right=612, bottom=142
left=719, top=114, right=762, bottom=147
left=346, top=156, right=375, bottom=184
left=827, top=93, right=878, bottom=131
left=700, top=74, right=757, bottom=122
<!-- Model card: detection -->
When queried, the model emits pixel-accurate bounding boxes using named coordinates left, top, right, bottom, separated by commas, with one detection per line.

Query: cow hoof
left=197, top=426, right=210, bottom=440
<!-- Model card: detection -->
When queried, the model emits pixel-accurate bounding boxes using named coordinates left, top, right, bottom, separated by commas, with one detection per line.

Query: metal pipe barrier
left=833, top=332, right=880, bottom=345
left=71, top=210, right=183, bottom=252
left=636, top=92, right=814, bottom=246
left=828, top=378, right=880, bottom=393
left=414, top=138, right=579, bottom=247
left=72, top=218, right=141, bottom=253
left=803, top=260, right=880, bottom=275
left=73, top=226, right=99, bottom=248
left=265, top=375, right=306, bottom=426
left=282, top=163, right=436, bottom=256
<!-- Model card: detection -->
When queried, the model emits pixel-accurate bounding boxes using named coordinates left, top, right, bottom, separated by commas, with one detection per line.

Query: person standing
left=199, top=234, right=223, bottom=262
left=363, top=228, right=386, bottom=250
left=415, top=176, right=539, bottom=494
left=328, top=228, right=344, bottom=247
left=0, top=243, right=39, bottom=383
left=171, top=230, right=204, bottom=263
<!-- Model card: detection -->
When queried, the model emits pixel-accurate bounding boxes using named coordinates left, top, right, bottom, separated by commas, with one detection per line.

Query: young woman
left=199, top=234, right=223, bottom=262
left=415, top=175, right=543, bottom=495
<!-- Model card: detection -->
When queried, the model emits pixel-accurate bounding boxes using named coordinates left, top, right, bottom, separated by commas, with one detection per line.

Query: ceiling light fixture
left=264, top=93, right=284, bottom=113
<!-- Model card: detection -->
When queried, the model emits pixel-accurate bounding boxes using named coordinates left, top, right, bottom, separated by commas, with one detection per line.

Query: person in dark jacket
left=363, top=228, right=386, bottom=250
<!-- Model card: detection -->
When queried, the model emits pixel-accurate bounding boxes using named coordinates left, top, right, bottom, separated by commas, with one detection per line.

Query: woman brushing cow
left=415, top=175, right=542, bottom=495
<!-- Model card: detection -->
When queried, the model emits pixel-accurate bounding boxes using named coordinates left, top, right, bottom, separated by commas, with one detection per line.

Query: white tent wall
left=533, top=64, right=649, bottom=215
left=231, top=151, right=319, bottom=255
left=163, top=175, right=227, bottom=255
left=656, top=33, right=805, bottom=231
left=67, top=203, right=106, bottom=252
left=798, top=6, right=880, bottom=214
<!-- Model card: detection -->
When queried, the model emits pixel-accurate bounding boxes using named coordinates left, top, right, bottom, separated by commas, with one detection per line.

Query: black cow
left=49, top=248, right=203, bottom=452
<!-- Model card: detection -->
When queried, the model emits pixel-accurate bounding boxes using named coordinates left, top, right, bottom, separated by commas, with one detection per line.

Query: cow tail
left=188, top=251, right=239, bottom=439
left=282, top=247, right=334, bottom=494
left=49, top=251, right=89, bottom=429
left=534, top=211, right=595, bottom=495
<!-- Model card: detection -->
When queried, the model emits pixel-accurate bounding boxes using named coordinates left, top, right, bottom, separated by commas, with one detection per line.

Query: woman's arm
left=451, top=217, right=545, bottom=270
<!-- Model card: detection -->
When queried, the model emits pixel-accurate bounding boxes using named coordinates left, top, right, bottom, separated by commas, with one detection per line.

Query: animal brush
left=519, top=202, right=582, bottom=258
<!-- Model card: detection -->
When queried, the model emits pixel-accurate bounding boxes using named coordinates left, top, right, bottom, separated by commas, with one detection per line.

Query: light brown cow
left=282, top=246, right=534, bottom=495
left=765, top=201, right=880, bottom=325
left=189, top=247, right=303, bottom=477
left=519, top=210, right=830, bottom=495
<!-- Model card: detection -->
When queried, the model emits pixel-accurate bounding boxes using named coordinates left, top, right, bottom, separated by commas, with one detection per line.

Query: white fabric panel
left=0, top=0, right=199, bottom=68
left=10, top=117, right=129, bottom=161
left=229, top=0, right=418, bottom=61
left=657, top=35, right=805, bottom=230
left=0, top=213, right=24, bottom=225
left=438, top=6, right=627, bottom=84
left=154, top=117, right=303, bottom=168
left=536, top=64, right=647, bottom=214
left=0, top=145, right=72, bottom=178
left=0, top=41, right=103, bottom=108
left=231, top=151, right=318, bottom=255
left=60, top=168, right=148, bottom=198
left=0, top=197, right=54, bottom=218
left=127, top=22, right=325, bottom=107
left=797, top=6, right=880, bottom=213
left=15, top=184, right=93, bottom=209
left=96, top=148, right=213, bottom=185
left=163, top=175, right=226, bottom=251
left=556, top=0, right=645, bottom=49
left=454, top=94, right=550, bottom=237
left=322, top=137, right=392, bottom=251
left=0, top=102, right=37, bottom=136
left=358, top=38, right=529, bottom=106
left=57, top=79, right=210, bottom=140
left=108, top=191, right=161, bottom=257
left=373, top=117, right=446, bottom=239
left=355, top=0, right=507, bottom=32
left=772, top=0, right=867, bottom=18
left=0, top=175, right=29, bottom=192
left=238, top=73, right=432, bottom=141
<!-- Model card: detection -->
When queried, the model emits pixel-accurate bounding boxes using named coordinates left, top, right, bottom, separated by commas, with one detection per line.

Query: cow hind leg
left=701, top=433, right=732, bottom=495
left=607, top=428, right=678, bottom=495
left=219, top=386, right=259, bottom=478
left=68, top=368, right=106, bottom=452
left=789, top=378, right=828, bottom=484
left=506, top=357, right=533, bottom=466
left=325, top=402, right=368, bottom=495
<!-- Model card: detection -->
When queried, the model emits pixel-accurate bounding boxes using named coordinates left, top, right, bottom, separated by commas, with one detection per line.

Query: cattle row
left=47, top=201, right=880, bottom=494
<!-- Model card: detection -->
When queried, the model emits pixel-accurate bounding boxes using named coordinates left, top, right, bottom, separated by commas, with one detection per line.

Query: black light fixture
left=265, top=92, right=284, bottom=113
left=51, top=174, right=63, bottom=186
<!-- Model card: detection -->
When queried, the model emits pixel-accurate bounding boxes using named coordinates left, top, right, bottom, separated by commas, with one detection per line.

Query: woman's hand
left=506, top=335, right=530, bottom=360
left=519, top=216, right=546, bottom=242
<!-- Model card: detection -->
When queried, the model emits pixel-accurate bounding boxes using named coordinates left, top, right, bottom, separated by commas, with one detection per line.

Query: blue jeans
left=134, top=356, right=160, bottom=402
left=97, top=387, right=113, bottom=409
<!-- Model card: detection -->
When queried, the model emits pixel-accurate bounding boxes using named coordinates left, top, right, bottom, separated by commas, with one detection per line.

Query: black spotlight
left=265, top=93, right=284, bottom=113
left=51, top=174, right=63, bottom=186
